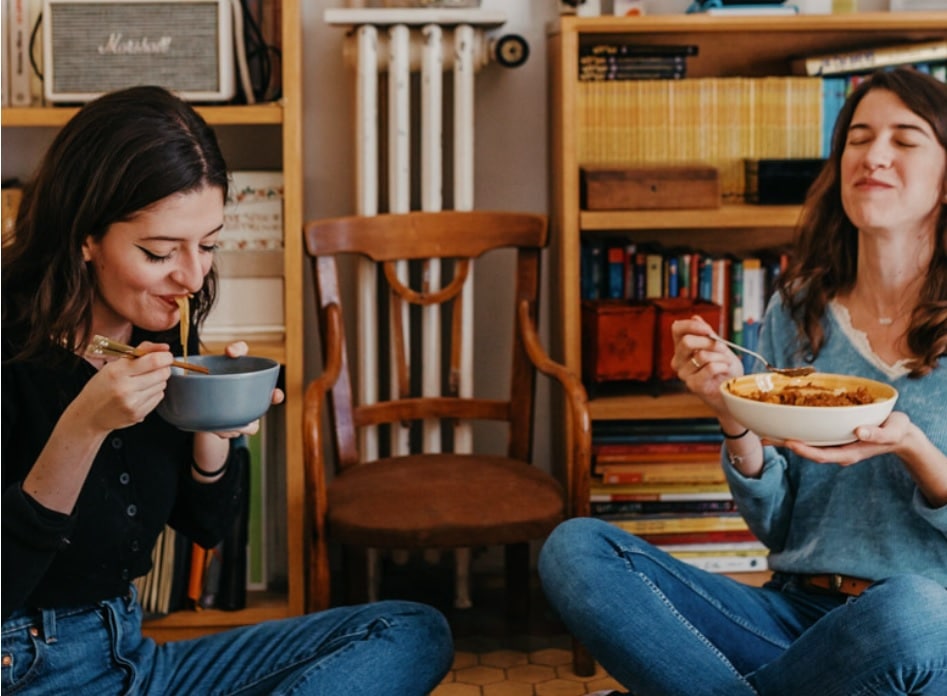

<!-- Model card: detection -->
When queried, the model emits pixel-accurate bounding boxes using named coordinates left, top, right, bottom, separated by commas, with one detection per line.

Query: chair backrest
left=303, top=210, right=550, bottom=473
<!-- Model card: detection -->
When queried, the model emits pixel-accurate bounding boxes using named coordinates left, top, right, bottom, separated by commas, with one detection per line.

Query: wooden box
left=652, top=298, right=722, bottom=381
left=580, top=164, right=721, bottom=210
left=582, top=300, right=657, bottom=385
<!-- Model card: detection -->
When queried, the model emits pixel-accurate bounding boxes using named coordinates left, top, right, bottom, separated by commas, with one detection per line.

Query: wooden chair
left=301, top=210, right=591, bottom=635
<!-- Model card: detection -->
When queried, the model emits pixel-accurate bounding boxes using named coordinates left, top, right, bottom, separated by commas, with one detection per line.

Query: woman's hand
left=783, top=411, right=913, bottom=466
left=670, top=315, right=744, bottom=413
left=79, top=341, right=174, bottom=433
left=202, top=341, right=285, bottom=441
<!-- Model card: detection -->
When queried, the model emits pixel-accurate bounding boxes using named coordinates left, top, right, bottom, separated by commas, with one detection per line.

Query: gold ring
left=691, top=357, right=702, bottom=370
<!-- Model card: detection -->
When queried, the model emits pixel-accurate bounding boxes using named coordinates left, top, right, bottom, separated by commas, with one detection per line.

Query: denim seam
left=627, top=546, right=790, bottom=651
left=217, top=617, right=396, bottom=696
left=633, top=566, right=760, bottom=694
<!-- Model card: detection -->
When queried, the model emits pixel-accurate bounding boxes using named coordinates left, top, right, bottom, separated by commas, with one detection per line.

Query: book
left=656, top=541, right=767, bottom=554
left=675, top=552, right=769, bottom=573
left=580, top=43, right=699, bottom=58
left=591, top=499, right=736, bottom=517
left=216, top=442, right=250, bottom=611
left=606, top=244, right=625, bottom=299
left=591, top=481, right=733, bottom=501
left=609, top=513, right=749, bottom=535
left=730, top=258, right=744, bottom=346
left=644, top=253, right=664, bottom=299
left=599, top=461, right=727, bottom=485
left=639, top=529, right=758, bottom=546
left=580, top=55, right=688, bottom=69
left=740, top=257, right=765, bottom=372
left=246, top=423, right=269, bottom=591
left=792, top=40, right=947, bottom=77
left=594, top=440, right=723, bottom=459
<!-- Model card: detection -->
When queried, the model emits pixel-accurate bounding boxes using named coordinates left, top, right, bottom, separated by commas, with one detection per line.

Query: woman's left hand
left=207, top=341, right=285, bottom=439
left=783, top=411, right=913, bottom=466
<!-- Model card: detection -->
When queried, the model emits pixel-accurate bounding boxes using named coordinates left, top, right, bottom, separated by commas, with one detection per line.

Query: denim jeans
left=538, top=518, right=947, bottom=696
left=2, top=586, right=453, bottom=695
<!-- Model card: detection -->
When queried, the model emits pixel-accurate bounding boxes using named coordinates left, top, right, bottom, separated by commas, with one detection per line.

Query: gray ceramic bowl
left=157, top=355, right=280, bottom=432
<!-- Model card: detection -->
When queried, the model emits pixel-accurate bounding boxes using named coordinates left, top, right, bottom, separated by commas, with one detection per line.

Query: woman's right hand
left=670, top=315, right=745, bottom=414
left=78, top=342, right=175, bottom=433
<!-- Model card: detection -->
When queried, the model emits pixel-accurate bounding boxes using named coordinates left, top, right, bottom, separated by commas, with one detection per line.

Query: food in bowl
left=720, top=372, right=898, bottom=446
left=157, top=355, right=280, bottom=432
left=743, top=382, right=875, bottom=407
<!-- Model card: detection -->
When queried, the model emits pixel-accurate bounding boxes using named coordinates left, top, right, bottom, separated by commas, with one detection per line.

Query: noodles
left=176, top=295, right=191, bottom=361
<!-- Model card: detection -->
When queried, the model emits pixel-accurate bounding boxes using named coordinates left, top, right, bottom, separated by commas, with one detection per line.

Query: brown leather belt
left=800, top=573, right=874, bottom=597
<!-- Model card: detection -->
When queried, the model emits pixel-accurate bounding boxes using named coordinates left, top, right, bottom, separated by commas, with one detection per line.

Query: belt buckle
left=831, top=574, right=843, bottom=592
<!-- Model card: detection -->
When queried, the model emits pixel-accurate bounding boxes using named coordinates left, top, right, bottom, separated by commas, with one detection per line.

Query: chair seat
left=327, top=453, right=565, bottom=549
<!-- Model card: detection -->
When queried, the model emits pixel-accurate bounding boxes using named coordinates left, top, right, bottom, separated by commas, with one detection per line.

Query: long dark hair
left=778, top=68, right=947, bottom=377
left=2, top=85, right=228, bottom=363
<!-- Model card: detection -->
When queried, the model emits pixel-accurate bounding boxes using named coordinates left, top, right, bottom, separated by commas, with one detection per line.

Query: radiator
left=328, top=8, right=520, bottom=609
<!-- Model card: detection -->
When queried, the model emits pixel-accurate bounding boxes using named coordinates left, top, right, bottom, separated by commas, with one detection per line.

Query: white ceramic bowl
left=720, top=372, right=898, bottom=446
left=157, top=355, right=280, bottom=432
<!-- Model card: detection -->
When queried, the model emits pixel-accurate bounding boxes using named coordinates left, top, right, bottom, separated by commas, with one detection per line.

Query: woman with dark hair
left=540, top=68, right=947, bottom=696
left=2, top=86, right=453, bottom=695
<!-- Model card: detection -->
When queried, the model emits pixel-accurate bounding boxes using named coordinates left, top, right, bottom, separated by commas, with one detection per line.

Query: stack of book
left=578, top=43, right=697, bottom=82
left=590, top=419, right=769, bottom=574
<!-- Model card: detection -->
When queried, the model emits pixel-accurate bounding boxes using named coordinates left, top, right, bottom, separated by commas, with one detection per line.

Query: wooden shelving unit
left=1, top=0, right=306, bottom=641
left=548, top=11, right=947, bottom=574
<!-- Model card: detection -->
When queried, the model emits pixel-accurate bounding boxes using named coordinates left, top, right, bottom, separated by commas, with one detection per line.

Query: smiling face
left=840, top=87, right=947, bottom=236
left=82, top=185, right=224, bottom=339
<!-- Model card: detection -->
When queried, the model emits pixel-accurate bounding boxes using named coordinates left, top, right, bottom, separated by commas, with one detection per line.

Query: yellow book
left=611, top=514, right=749, bottom=535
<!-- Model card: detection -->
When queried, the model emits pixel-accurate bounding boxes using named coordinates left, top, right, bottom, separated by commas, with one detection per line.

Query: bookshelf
left=548, top=12, right=947, bottom=579
left=1, top=0, right=306, bottom=641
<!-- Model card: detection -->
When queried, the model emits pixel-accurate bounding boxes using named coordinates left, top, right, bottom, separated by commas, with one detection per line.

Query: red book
left=600, top=460, right=726, bottom=485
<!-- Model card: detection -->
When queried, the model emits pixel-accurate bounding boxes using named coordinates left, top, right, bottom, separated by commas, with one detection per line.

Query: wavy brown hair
left=2, top=86, right=228, bottom=364
left=777, top=68, right=947, bottom=377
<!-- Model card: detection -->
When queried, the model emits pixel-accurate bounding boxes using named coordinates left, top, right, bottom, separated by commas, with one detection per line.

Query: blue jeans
left=2, top=586, right=453, bottom=695
left=538, top=518, right=947, bottom=696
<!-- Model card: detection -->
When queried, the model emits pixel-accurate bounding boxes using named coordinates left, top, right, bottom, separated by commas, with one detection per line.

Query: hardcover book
left=792, top=40, right=947, bottom=76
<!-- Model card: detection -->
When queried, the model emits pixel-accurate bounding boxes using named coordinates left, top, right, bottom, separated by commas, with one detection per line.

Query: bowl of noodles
left=720, top=373, right=898, bottom=446
left=156, top=355, right=280, bottom=432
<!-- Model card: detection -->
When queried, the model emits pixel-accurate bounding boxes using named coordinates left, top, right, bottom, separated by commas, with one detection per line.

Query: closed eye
left=138, top=246, right=171, bottom=263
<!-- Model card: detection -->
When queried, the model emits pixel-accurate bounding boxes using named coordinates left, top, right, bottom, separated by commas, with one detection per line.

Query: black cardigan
left=1, top=329, right=240, bottom=619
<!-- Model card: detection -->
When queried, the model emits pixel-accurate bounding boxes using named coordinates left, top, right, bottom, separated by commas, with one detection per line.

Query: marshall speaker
left=43, top=0, right=236, bottom=103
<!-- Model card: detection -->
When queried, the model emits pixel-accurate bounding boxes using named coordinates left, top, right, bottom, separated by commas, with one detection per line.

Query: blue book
left=698, top=257, right=714, bottom=302
left=822, top=77, right=847, bottom=156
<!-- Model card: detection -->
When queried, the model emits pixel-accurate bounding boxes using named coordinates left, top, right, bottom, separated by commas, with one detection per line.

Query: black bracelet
left=191, top=459, right=228, bottom=477
left=721, top=426, right=750, bottom=440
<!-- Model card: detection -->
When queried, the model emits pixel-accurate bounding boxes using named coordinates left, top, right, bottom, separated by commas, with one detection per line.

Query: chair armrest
left=303, top=301, right=344, bottom=610
left=517, top=299, right=591, bottom=518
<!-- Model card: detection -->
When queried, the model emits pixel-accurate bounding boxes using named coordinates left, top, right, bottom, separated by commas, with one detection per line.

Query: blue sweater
left=723, top=295, right=947, bottom=585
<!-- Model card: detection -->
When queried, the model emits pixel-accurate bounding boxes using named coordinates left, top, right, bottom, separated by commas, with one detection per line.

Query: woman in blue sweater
left=540, top=68, right=946, bottom=695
